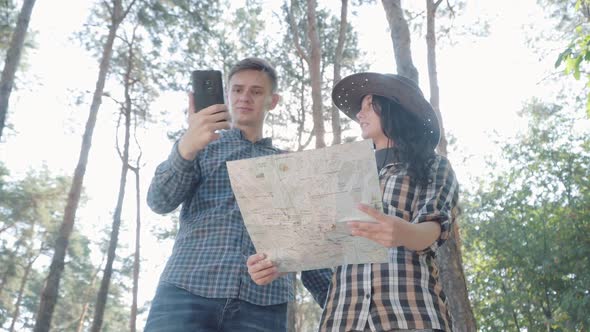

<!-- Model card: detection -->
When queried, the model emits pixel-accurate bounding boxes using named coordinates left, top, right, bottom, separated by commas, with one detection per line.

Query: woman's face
left=356, top=95, right=389, bottom=149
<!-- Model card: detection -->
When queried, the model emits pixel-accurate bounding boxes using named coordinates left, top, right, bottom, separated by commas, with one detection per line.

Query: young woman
left=248, top=73, right=459, bottom=332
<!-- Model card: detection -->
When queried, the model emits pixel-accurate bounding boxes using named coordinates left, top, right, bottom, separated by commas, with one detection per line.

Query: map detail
left=227, top=140, right=389, bottom=272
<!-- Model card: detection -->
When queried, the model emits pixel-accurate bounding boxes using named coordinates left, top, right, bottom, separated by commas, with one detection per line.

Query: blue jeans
left=144, top=282, right=288, bottom=332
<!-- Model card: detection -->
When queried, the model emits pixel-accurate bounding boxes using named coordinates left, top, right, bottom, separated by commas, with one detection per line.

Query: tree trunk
left=9, top=253, right=38, bottom=332
left=90, top=150, right=130, bottom=332
left=89, top=29, right=135, bottom=332
left=296, top=58, right=311, bottom=151
left=382, top=1, right=476, bottom=330
left=500, top=278, right=521, bottom=330
left=307, top=0, right=325, bottom=148
left=287, top=2, right=315, bottom=151
left=425, top=2, right=476, bottom=330
left=0, top=0, right=36, bottom=141
left=129, top=166, right=141, bottom=332
left=33, top=1, right=126, bottom=331
left=426, top=0, right=447, bottom=156
left=0, top=267, right=8, bottom=298
left=75, top=256, right=104, bottom=332
left=75, top=303, right=89, bottom=332
left=331, top=0, right=348, bottom=146
left=286, top=275, right=298, bottom=332
left=0, top=252, right=16, bottom=298
left=436, top=231, right=477, bottom=331
left=381, top=0, right=419, bottom=83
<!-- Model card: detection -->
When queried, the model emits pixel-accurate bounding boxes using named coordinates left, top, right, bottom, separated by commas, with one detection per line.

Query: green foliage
left=132, top=0, right=227, bottom=91
left=0, top=165, right=132, bottom=331
left=271, top=0, right=368, bottom=149
left=0, top=0, right=36, bottom=89
left=0, top=165, right=69, bottom=330
left=555, top=0, right=590, bottom=117
left=404, top=0, right=488, bottom=45
left=462, top=100, right=590, bottom=330
left=0, top=0, right=18, bottom=58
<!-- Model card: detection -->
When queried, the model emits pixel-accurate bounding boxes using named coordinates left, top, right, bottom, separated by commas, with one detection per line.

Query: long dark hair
left=372, top=95, right=436, bottom=185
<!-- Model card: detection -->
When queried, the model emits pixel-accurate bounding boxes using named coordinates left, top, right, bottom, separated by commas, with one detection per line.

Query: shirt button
left=365, top=293, right=370, bottom=299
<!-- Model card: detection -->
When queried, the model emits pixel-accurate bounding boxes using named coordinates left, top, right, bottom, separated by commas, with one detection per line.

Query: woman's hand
left=348, top=204, right=441, bottom=251
left=347, top=204, right=406, bottom=248
left=247, top=253, right=286, bottom=285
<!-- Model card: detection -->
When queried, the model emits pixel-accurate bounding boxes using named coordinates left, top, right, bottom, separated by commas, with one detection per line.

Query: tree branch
left=287, top=0, right=310, bottom=64
left=299, top=129, right=315, bottom=151
left=444, top=0, right=454, bottom=18
left=121, top=0, right=139, bottom=24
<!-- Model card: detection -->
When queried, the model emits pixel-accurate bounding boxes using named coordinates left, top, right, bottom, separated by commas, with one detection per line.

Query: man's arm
left=147, top=94, right=230, bottom=214
left=146, top=142, right=200, bottom=214
left=301, top=268, right=333, bottom=308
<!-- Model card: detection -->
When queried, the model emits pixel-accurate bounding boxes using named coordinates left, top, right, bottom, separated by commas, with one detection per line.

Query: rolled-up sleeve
left=412, top=156, right=459, bottom=255
left=147, top=141, right=201, bottom=214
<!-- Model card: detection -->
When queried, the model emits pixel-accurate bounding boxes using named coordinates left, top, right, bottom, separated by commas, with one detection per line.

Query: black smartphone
left=191, top=70, right=224, bottom=112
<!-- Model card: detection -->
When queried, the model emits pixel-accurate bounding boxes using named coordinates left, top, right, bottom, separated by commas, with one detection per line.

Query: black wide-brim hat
left=332, top=72, right=440, bottom=148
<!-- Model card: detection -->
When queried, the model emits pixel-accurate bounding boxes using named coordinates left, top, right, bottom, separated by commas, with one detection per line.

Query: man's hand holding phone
left=177, top=69, right=228, bottom=160
left=177, top=93, right=230, bottom=160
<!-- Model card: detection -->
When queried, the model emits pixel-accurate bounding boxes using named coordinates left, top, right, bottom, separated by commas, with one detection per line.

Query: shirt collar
left=225, top=127, right=273, bottom=147
left=375, top=147, right=400, bottom=172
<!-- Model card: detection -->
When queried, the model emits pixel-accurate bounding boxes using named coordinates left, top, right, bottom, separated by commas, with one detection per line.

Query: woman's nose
left=356, top=109, right=364, bottom=120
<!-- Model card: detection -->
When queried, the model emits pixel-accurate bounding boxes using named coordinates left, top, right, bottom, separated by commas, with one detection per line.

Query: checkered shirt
left=147, top=128, right=332, bottom=306
left=318, top=155, right=459, bottom=331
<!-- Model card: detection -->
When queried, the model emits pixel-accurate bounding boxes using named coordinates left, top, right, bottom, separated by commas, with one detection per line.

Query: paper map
left=227, top=140, right=389, bottom=272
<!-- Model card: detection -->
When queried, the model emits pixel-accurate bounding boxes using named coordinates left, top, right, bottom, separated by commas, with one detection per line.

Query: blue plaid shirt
left=147, top=128, right=332, bottom=306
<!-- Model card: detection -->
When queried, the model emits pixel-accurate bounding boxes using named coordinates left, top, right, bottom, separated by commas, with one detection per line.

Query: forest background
left=0, top=0, right=589, bottom=331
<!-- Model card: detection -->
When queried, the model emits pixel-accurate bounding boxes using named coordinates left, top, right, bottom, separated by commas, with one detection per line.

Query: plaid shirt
left=319, top=154, right=459, bottom=332
left=147, top=128, right=332, bottom=306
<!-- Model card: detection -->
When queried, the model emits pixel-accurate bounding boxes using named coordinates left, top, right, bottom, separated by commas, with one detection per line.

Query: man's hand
left=177, top=93, right=231, bottom=160
left=247, top=253, right=286, bottom=285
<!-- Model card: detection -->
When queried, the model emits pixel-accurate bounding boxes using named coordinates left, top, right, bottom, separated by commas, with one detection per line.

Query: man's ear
left=268, top=93, right=280, bottom=111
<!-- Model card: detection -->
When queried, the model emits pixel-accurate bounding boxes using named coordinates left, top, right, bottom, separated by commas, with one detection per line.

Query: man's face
left=227, top=69, right=279, bottom=129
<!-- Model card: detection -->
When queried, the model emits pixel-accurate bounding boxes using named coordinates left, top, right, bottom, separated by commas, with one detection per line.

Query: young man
left=144, top=58, right=332, bottom=332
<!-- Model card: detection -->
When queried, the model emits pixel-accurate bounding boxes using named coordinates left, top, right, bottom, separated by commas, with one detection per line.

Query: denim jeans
left=144, top=282, right=288, bottom=332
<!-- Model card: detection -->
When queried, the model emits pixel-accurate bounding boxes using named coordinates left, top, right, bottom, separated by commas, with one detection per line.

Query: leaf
left=573, top=56, right=583, bottom=79
left=555, top=48, right=572, bottom=68
left=565, top=57, right=575, bottom=75
left=555, top=54, right=564, bottom=68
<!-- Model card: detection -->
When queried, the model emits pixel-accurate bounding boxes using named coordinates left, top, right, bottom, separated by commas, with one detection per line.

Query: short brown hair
left=228, top=57, right=278, bottom=93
